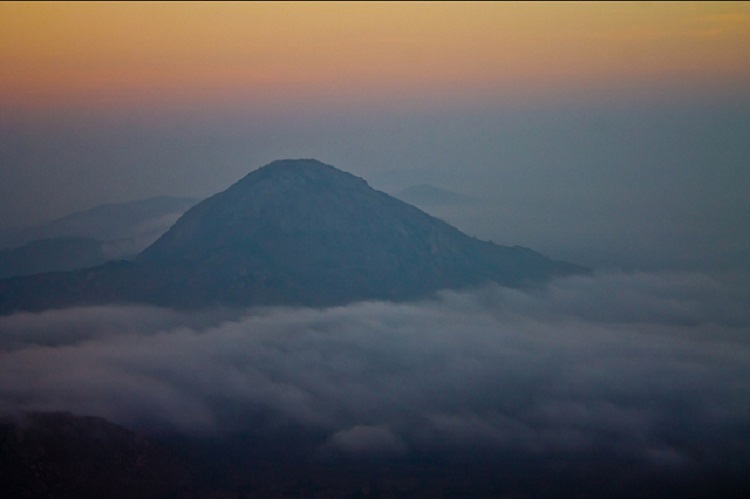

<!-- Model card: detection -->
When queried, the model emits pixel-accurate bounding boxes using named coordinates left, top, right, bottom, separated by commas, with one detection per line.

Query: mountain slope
left=135, top=159, right=583, bottom=306
left=0, top=159, right=585, bottom=313
left=394, top=184, right=475, bottom=207
left=0, top=412, right=191, bottom=498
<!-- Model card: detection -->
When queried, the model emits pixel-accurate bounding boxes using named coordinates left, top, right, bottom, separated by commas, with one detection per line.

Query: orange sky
left=1, top=1, right=749, bottom=112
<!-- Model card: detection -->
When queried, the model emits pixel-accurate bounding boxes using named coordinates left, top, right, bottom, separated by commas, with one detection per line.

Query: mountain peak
left=131, top=159, right=583, bottom=307
left=0, top=160, right=586, bottom=313
left=240, top=158, right=369, bottom=189
left=260, top=158, right=336, bottom=171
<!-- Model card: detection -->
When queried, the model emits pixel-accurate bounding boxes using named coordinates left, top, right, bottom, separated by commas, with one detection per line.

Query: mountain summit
left=0, top=159, right=585, bottom=313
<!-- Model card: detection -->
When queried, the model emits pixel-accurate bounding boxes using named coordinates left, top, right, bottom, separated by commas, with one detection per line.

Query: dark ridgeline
left=0, top=196, right=199, bottom=278
left=0, top=237, right=106, bottom=279
left=2, top=411, right=746, bottom=498
left=0, top=196, right=199, bottom=249
left=0, top=159, right=586, bottom=313
left=0, top=412, right=191, bottom=499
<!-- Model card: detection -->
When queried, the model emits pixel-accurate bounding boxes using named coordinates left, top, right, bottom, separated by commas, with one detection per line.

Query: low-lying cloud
left=1, top=271, right=748, bottom=467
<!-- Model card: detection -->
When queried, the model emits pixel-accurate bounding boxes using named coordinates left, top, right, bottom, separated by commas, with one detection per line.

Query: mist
left=1, top=271, right=748, bottom=471
left=2, top=96, right=748, bottom=271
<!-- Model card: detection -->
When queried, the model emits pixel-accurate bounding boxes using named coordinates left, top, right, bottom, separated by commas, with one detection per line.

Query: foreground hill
left=0, top=160, right=585, bottom=313
left=0, top=412, right=190, bottom=498
left=2, top=410, right=746, bottom=498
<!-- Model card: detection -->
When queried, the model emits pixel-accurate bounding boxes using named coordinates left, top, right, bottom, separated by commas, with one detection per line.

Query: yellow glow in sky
left=1, top=1, right=749, bottom=111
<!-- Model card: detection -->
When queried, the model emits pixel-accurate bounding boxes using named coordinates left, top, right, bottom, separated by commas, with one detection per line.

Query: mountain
left=4, top=409, right=744, bottom=498
left=0, top=196, right=199, bottom=257
left=394, top=184, right=475, bottom=207
left=0, top=159, right=585, bottom=313
left=0, top=412, right=190, bottom=498
left=0, top=237, right=106, bottom=279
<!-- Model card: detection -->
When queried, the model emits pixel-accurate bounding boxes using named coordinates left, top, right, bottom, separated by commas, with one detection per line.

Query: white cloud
left=0, top=271, right=748, bottom=466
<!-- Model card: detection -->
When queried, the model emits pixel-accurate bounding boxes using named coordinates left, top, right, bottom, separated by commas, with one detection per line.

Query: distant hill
left=0, top=196, right=198, bottom=277
left=0, top=237, right=106, bottom=279
left=394, top=184, right=475, bottom=207
left=0, top=160, right=586, bottom=314
left=0, top=196, right=199, bottom=252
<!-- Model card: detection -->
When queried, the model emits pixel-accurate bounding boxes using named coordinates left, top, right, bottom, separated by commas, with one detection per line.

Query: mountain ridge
left=0, top=159, right=586, bottom=314
left=394, top=184, right=475, bottom=207
left=0, top=196, right=199, bottom=249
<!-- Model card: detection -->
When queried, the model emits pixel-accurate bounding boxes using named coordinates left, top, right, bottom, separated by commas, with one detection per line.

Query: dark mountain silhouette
left=0, top=412, right=191, bottom=498
left=0, top=237, right=106, bottom=279
left=3, top=410, right=745, bottom=498
left=0, top=160, right=585, bottom=314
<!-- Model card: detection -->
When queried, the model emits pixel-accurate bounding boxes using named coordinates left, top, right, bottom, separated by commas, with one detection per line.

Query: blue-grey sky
left=1, top=94, right=748, bottom=270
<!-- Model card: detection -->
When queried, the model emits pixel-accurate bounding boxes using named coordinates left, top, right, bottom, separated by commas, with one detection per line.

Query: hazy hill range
left=0, top=160, right=585, bottom=314
left=0, top=196, right=198, bottom=251
left=0, top=237, right=106, bottom=279
left=0, top=196, right=198, bottom=279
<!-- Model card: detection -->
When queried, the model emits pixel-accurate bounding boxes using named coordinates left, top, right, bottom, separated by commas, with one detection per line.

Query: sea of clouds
left=1, top=270, right=748, bottom=467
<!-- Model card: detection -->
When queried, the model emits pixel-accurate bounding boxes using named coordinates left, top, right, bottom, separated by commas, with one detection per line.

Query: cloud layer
left=1, top=271, right=748, bottom=467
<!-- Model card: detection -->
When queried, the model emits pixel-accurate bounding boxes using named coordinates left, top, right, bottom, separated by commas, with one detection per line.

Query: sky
left=2, top=2, right=749, bottom=111
left=1, top=1, right=749, bottom=269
